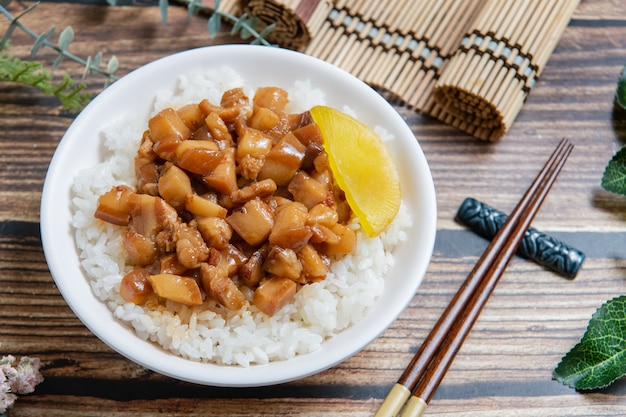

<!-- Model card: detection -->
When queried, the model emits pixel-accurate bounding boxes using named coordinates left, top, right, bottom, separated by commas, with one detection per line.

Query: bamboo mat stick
left=431, top=0, right=580, bottom=139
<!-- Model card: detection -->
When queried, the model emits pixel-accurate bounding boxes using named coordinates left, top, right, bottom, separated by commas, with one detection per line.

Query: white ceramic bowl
left=40, top=45, right=437, bottom=387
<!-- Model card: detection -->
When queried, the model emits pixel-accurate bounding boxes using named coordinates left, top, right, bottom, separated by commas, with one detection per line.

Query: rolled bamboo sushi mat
left=216, top=0, right=580, bottom=140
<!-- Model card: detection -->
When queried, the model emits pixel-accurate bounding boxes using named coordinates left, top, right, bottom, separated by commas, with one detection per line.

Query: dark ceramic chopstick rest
left=455, top=197, right=585, bottom=279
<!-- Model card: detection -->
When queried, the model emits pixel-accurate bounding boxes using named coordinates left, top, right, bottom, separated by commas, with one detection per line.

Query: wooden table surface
left=2, top=0, right=626, bottom=416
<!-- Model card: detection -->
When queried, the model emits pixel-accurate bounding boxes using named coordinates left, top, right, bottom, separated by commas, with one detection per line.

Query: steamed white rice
left=71, top=67, right=412, bottom=366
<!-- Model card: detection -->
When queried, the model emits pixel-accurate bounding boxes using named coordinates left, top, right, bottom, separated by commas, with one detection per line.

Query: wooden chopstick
left=375, top=138, right=573, bottom=417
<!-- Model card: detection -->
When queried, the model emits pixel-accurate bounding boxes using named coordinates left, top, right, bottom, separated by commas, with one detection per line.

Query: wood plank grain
left=2, top=1, right=626, bottom=416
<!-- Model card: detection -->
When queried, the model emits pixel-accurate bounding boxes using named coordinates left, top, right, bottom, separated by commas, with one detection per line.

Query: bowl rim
left=40, top=44, right=437, bottom=387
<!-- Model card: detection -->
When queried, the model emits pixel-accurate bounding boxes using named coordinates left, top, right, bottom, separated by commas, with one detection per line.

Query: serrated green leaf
left=553, top=295, right=626, bottom=390
left=601, top=146, right=626, bottom=196
left=208, top=13, right=221, bottom=37
left=616, top=64, right=626, bottom=110
left=58, top=26, right=74, bottom=51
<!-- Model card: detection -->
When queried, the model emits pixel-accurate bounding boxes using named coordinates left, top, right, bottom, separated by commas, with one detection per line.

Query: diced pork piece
left=94, top=185, right=135, bottom=226
left=240, top=245, right=269, bottom=287
left=219, top=88, right=250, bottom=114
left=185, top=194, right=228, bottom=218
left=226, top=198, right=274, bottom=246
left=152, top=134, right=182, bottom=162
left=306, top=203, right=339, bottom=227
left=287, top=171, right=330, bottom=209
left=159, top=253, right=188, bottom=275
left=176, top=103, right=207, bottom=131
left=175, top=140, right=223, bottom=175
left=308, top=223, right=340, bottom=245
left=301, top=141, right=325, bottom=170
left=122, top=230, right=157, bottom=266
left=310, top=164, right=332, bottom=190
left=135, top=132, right=160, bottom=195
left=318, top=223, right=357, bottom=255
left=148, top=273, right=203, bottom=306
left=236, top=127, right=273, bottom=162
left=230, top=178, right=277, bottom=205
left=263, top=245, right=303, bottom=281
left=200, top=98, right=244, bottom=123
left=196, top=217, right=232, bottom=250
left=297, top=244, right=328, bottom=282
left=128, top=194, right=179, bottom=240
left=205, top=112, right=233, bottom=146
left=203, top=148, right=238, bottom=195
left=158, top=163, right=192, bottom=210
left=335, top=200, right=353, bottom=224
left=174, top=222, right=210, bottom=269
left=218, top=244, right=248, bottom=276
left=200, top=263, right=246, bottom=310
left=287, top=111, right=313, bottom=131
left=258, top=133, right=307, bottom=186
left=237, top=154, right=265, bottom=180
left=249, top=106, right=280, bottom=131
left=292, top=122, right=323, bottom=146
left=269, top=201, right=312, bottom=251
left=253, top=86, right=289, bottom=113
left=148, top=108, right=192, bottom=143
left=119, top=267, right=154, bottom=304
left=312, top=152, right=330, bottom=173
left=253, top=277, right=297, bottom=316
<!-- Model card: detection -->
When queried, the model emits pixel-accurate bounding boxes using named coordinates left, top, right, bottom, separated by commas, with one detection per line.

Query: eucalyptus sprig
left=1, top=2, right=119, bottom=84
left=0, top=1, right=119, bottom=111
left=107, top=0, right=276, bottom=45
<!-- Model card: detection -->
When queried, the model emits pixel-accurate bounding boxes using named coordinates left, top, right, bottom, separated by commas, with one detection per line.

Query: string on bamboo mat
left=216, top=0, right=580, bottom=140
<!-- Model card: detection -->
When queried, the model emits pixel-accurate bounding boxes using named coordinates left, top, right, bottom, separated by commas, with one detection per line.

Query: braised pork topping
left=95, top=87, right=356, bottom=316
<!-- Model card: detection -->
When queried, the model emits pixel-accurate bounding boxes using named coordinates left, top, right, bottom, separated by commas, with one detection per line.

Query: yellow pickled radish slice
left=309, top=105, right=401, bottom=237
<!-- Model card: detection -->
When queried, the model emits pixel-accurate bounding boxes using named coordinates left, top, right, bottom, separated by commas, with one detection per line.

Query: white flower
left=0, top=355, right=44, bottom=413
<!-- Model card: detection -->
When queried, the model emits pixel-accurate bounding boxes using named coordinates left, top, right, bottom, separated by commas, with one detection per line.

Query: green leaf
left=31, top=25, right=55, bottom=57
left=187, top=0, right=200, bottom=17
left=230, top=12, right=247, bottom=35
left=616, top=64, right=626, bottom=110
left=601, top=146, right=626, bottom=195
left=82, top=55, right=92, bottom=79
left=553, top=295, right=626, bottom=390
left=58, top=26, right=74, bottom=51
left=93, top=51, right=102, bottom=68
left=51, top=53, right=64, bottom=71
left=238, top=17, right=258, bottom=40
left=208, top=13, right=221, bottom=37
left=159, top=0, right=169, bottom=25
left=258, top=22, right=275, bottom=38
left=106, top=55, right=119, bottom=74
